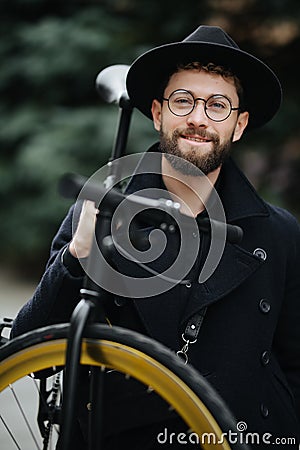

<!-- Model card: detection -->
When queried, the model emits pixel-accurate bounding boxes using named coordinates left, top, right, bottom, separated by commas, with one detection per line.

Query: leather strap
left=184, top=307, right=207, bottom=341
left=177, top=307, right=207, bottom=364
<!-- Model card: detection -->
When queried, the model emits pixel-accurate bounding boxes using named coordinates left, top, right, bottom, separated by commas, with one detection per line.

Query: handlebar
left=59, top=173, right=243, bottom=244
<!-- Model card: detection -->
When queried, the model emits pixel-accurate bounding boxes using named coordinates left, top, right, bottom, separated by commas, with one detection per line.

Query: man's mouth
left=181, top=134, right=211, bottom=143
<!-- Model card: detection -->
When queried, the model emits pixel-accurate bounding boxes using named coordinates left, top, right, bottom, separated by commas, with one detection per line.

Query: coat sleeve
left=273, top=210, right=300, bottom=424
left=11, top=203, right=84, bottom=338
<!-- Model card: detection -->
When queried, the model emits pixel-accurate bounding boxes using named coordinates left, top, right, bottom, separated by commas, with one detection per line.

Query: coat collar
left=217, top=156, right=269, bottom=222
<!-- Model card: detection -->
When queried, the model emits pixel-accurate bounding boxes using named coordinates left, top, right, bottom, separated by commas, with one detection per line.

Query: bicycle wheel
left=0, top=323, right=248, bottom=449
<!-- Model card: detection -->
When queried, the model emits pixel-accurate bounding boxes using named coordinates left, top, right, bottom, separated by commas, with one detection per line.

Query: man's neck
left=161, top=155, right=221, bottom=217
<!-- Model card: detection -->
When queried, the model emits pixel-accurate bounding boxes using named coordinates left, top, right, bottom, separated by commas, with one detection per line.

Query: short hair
left=157, top=61, right=245, bottom=112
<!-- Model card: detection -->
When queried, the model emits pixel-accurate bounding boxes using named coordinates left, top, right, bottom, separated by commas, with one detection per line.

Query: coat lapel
left=180, top=242, right=265, bottom=326
left=180, top=157, right=270, bottom=325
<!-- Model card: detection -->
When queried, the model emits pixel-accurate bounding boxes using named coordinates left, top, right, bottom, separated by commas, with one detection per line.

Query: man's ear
left=232, top=111, right=249, bottom=142
left=151, top=99, right=162, bottom=131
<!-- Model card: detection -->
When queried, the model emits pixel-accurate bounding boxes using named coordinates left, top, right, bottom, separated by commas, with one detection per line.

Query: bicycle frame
left=59, top=87, right=134, bottom=450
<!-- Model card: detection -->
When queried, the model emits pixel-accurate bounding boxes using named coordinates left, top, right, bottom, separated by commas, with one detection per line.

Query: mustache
left=174, top=128, right=219, bottom=143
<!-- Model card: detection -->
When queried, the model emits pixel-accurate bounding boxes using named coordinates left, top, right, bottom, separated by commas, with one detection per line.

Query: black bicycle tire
left=0, top=323, right=249, bottom=450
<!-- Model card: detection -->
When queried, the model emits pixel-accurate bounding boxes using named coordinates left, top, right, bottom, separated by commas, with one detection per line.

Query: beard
left=158, top=127, right=233, bottom=176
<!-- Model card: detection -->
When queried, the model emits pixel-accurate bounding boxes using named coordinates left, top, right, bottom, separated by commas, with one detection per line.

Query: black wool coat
left=12, top=149, right=300, bottom=448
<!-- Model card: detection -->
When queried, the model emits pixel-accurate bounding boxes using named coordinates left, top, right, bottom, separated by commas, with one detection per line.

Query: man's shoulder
left=264, top=201, right=300, bottom=238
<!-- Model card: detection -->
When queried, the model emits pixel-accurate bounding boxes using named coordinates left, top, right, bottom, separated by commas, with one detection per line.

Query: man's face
left=151, top=69, right=249, bottom=175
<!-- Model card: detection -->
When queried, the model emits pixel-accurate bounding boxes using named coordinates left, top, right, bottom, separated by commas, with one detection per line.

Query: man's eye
left=174, top=97, right=192, bottom=105
left=208, top=101, right=226, bottom=110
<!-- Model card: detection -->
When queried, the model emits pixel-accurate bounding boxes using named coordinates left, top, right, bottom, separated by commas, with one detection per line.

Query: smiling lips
left=181, top=134, right=212, bottom=144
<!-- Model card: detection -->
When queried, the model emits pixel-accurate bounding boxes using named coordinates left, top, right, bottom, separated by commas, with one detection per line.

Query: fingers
left=69, top=200, right=98, bottom=258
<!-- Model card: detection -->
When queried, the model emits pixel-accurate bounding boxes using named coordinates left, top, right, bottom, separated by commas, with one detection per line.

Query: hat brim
left=126, top=41, right=282, bottom=129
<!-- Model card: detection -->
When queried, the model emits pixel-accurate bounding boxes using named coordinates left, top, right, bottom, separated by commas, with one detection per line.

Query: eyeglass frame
left=162, top=89, right=240, bottom=122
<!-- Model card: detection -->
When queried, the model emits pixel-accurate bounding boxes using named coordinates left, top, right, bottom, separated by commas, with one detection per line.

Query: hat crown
left=183, top=25, right=240, bottom=50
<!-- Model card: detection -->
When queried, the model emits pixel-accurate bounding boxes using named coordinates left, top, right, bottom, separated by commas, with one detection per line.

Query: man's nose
left=186, top=100, right=209, bottom=127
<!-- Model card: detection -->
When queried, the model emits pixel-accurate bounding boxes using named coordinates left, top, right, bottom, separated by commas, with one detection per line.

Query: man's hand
left=69, top=200, right=98, bottom=259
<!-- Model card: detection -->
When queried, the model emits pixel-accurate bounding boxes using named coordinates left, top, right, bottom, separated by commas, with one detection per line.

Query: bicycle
left=0, top=65, right=249, bottom=450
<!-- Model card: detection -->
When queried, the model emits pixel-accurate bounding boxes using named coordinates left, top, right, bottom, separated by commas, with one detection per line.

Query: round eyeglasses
left=162, top=89, right=240, bottom=122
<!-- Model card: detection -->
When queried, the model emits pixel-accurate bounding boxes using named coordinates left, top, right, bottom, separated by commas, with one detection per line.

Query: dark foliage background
left=0, top=0, right=299, bottom=278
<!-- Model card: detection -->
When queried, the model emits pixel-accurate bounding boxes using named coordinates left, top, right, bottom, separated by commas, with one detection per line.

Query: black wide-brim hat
left=126, top=25, right=282, bottom=130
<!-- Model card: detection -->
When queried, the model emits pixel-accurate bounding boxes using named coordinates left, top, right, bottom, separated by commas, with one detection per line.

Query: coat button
left=260, top=403, right=269, bottom=418
left=114, top=297, right=127, bottom=307
left=259, top=299, right=271, bottom=314
left=253, top=248, right=267, bottom=260
left=261, top=350, right=270, bottom=365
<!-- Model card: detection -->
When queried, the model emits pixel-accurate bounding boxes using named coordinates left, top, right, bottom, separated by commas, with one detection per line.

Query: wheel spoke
left=0, top=414, right=22, bottom=449
left=9, top=384, right=41, bottom=449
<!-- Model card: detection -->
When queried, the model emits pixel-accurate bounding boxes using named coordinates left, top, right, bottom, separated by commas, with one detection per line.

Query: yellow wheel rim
left=0, top=338, right=231, bottom=449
